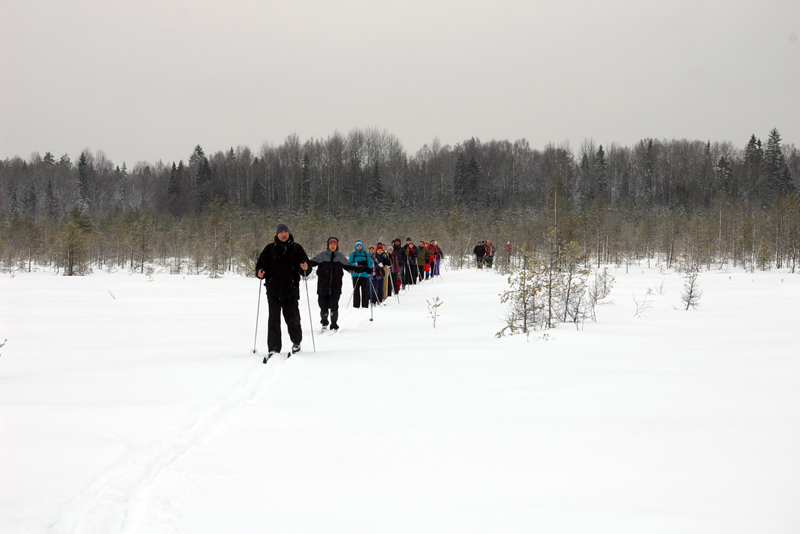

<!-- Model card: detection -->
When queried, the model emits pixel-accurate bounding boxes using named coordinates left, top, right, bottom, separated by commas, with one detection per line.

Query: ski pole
left=345, top=275, right=358, bottom=308
left=303, top=275, right=316, bottom=352
left=367, top=276, right=381, bottom=320
left=252, top=277, right=262, bottom=353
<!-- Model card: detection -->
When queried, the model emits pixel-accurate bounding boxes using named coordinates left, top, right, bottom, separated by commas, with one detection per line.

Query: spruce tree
left=117, top=163, right=128, bottom=207
left=764, top=128, right=794, bottom=199
left=45, top=178, right=57, bottom=219
left=369, top=160, right=384, bottom=208
left=744, top=134, right=763, bottom=201
left=77, top=152, right=90, bottom=212
left=596, top=145, right=608, bottom=201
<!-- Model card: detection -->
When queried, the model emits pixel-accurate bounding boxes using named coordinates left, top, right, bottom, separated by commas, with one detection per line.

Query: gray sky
left=1, top=0, right=798, bottom=166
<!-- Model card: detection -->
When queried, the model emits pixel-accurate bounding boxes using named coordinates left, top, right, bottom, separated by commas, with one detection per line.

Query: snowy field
left=1, top=263, right=799, bottom=533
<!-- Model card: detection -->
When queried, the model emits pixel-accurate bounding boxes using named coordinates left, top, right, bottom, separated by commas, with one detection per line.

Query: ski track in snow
left=46, top=279, right=417, bottom=534
left=50, top=353, right=288, bottom=534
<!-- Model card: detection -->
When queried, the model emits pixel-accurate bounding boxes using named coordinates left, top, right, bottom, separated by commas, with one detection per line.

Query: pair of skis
left=263, top=351, right=291, bottom=364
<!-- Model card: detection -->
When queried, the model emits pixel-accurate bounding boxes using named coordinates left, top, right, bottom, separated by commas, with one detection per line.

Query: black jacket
left=308, top=248, right=357, bottom=296
left=255, top=234, right=310, bottom=300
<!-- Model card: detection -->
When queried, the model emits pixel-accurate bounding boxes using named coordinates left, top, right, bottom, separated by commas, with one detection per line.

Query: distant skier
left=307, top=237, right=362, bottom=332
left=430, top=240, right=444, bottom=277
left=367, top=245, right=384, bottom=304
left=403, top=238, right=419, bottom=285
left=375, top=243, right=391, bottom=300
left=256, top=222, right=310, bottom=356
left=417, top=240, right=433, bottom=281
left=391, top=238, right=406, bottom=289
left=386, top=245, right=401, bottom=295
left=484, top=238, right=496, bottom=269
left=473, top=241, right=486, bottom=268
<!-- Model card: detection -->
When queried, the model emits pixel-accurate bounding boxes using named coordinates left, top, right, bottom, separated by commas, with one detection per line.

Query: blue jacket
left=348, top=241, right=373, bottom=278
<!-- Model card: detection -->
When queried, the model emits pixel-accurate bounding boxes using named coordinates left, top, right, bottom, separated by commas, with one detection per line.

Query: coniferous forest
left=1, top=127, right=799, bottom=277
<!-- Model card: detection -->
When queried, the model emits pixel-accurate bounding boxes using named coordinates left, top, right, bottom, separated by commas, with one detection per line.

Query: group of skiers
left=255, top=223, right=445, bottom=358
left=473, top=238, right=497, bottom=269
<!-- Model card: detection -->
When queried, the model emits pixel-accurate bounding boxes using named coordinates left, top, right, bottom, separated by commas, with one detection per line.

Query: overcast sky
left=1, top=0, right=798, bottom=166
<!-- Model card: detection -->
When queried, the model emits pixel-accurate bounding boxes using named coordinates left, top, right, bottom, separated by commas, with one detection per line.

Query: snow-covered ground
left=1, top=263, right=799, bottom=533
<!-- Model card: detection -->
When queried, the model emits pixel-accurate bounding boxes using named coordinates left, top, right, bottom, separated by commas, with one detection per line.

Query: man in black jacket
left=307, top=237, right=360, bottom=331
left=255, top=223, right=310, bottom=356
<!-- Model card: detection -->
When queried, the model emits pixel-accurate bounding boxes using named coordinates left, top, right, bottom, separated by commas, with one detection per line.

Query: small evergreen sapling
left=497, top=254, right=547, bottom=336
left=681, top=267, right=703, bottom=310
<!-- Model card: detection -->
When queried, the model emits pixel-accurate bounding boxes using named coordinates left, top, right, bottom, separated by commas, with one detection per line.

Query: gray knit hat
left=275, top=222, right=290, bottom=234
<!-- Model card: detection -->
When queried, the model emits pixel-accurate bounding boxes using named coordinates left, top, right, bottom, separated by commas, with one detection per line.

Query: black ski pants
left=352, top=277, right=370, bottom=308
left=318, top=293, right=340, bottom=326
left=267, top=294, right=302, bottom=353
left=408, top=263, right=419, bottom=284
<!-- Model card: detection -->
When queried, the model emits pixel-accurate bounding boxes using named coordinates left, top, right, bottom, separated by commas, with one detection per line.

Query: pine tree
left=189, top=145, right=206, bottom=166
left=369, top=159, right=384, bottom=208
left=45, top=178, right=57, bottom=219
left=715, top=155, right=734, bottom=198
left=764, top=128, right=794, bottom=199
left=59, top=209, right=92, bottom=275
left=744, top=134, right=763, bottom=201
left=596, top=145, right=608, bottom=202
left=680, top=266, right=702, bottom=310
left=23, top=180, right=37, bottom=216
left=756, top=235, right=773, bottom=270
left=117, top=163, right=128, bottom=207
left=168, top=162, right=180, bottom=198
left=498, top=252, right=547, bottom=336
left=77, top=152, right=90, bottom=211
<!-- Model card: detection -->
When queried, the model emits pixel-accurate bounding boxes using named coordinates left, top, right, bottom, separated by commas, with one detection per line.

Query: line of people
left=255, top=223, right=445, bottom=357
left=347, top=238, right=445, bottom=307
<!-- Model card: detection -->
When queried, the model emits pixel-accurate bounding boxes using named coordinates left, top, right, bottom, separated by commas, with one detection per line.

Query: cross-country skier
left=307, top=237, right=363, bottom=332
left=390, top=238, right=406, bottom=289
left=386, top=245, right=401, bottom=295
left=484, top=238, right=496, bottom=269
left=430, top=239, right=444, bottom=277
left=474, top=241, right=486, bottom=268
left=417, top=240, right=433, bottom=280
left=403, top=238, right=419, bottom=284
left=256, top=222, right=310, bottom=357
left=349, top=241, right=373, bottom=308
left=367, top=245, right=384, bottom=304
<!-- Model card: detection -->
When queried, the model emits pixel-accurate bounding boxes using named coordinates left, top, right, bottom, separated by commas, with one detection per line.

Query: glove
left=378, top=263, right=384, bottom=268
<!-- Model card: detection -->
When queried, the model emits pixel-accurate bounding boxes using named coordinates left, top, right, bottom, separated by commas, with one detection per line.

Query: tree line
left=1, top=128, right=799, bottom=275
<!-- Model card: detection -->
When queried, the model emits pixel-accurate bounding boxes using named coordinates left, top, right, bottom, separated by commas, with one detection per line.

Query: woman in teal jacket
left=348, top=241, right=373, bottom=308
